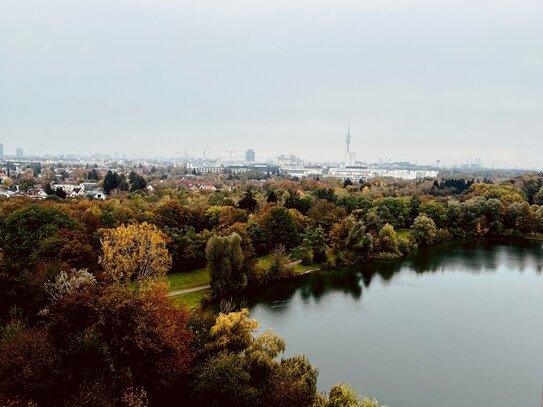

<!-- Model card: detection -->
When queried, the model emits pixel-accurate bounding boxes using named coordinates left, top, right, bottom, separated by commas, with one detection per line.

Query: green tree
left=377, top=223, right=399, bottom=255
left=267, top=245, right=294, bottom=281
left=129, top=171, right=147, bottom=192
left=2, top=205, right=75, bottom=263
left=373, top=198, right=409, bottom=229
left=413, top=214, right=437, bottom=246
left=259, top=207, right=300, bottom=249
left=17, top=177, right=37, bottom=193
left=103, top=170, right=119, bottom=195
left=193, top=351, right=257, bottom=407
left=344, top=219, right=373, bottom=262
left=88, top=168, right=101, bottom=181
left=535, top=206, right=543, bottom=233
left=534, top=187, right=543, bottom=206
left=238, top=190, right=258, bottom=213
left=206, top=233, right=246, bottom=297
left=419, top=200, right=448, bottom=228
left=266, top=190, right=278, bottom=203
left=44, top=183, right=54, bottom=195
left=311, top=226, right=328, bottom=263
left=194, top=309, right=318, bottom=407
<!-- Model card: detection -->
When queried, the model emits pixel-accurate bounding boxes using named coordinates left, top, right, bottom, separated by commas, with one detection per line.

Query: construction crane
left=203, top=139, right=210, bottom=160
left=225, top=150, right=242, bottom=161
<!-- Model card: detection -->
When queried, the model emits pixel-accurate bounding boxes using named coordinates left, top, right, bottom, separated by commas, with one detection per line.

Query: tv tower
left=345, top=122, right=351, bottom=153
left=344, top=123, right=356, bottom=167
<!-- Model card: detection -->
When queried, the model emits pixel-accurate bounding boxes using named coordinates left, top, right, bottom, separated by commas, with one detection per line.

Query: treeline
left=1, top=177, right=543, bottom=298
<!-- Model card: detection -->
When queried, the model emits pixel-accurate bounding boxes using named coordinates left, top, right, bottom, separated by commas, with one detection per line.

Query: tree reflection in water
left=243, top=238, right=543, bottom=310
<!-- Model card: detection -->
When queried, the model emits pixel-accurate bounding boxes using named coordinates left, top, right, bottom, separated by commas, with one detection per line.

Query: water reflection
left=244, top=238, right=543, bottom=309
left=248, top=239, right=543, bottom=407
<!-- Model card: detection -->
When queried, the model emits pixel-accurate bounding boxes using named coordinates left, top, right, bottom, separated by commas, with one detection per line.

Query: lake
left=248, top=239, right=543, bottom=407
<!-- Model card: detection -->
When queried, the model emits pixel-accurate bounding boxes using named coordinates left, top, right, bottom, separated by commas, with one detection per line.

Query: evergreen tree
left=88, top=168, right=100, bottom=181
left=55, top=187, right=67, bottom=199
left=238, top=190, right=258, bottom=212
left=311, top=226, right=328, bottom=263
left=266, top=190, right=278, bottom=203
left=129, top=171, right=147, bottom=192
left=44, top=183, right=54, bottom=195
left=103, top=170, right=119, bottom=194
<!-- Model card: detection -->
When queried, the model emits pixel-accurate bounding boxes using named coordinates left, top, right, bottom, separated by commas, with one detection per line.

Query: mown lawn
left=294, top=262, right=319, bottom=273
left=166, top=253, right=319, bottom=295
left=171, top=289, right=208, bottom=309
left=168, top=268, right=210, bottom=292
left=396, top=229, right=412, bottom=238
left=256, top=254, right=273, bottom=269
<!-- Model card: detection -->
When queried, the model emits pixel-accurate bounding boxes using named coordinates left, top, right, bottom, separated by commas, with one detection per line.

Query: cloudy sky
left=1, top=0, right=542, bottom=167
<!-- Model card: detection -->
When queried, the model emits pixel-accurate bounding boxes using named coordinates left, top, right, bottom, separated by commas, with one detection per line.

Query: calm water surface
left=248, top=239, right=543, bottom=407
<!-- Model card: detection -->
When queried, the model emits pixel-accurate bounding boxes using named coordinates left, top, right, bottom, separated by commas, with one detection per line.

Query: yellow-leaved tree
left=99, top=222, right=172, bottom=282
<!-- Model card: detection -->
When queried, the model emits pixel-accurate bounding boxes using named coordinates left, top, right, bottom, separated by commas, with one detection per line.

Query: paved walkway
left=168, top=285, right=211, bottom=297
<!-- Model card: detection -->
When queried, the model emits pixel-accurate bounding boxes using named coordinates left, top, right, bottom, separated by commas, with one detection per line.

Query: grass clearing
left=167, top=268, right=210, bottom=291
left=396, top=229, right=412, bottom=238
left=256, top=254, right=273, bottom=269
left=294, top=262, right=319, bottom=273
left=171, top=289, right=208, bottom=309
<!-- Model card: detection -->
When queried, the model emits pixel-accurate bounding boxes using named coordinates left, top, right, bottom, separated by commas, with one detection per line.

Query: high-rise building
left=16, top=148, right=23, bottom=158
left=0, top=144, right=3, bottom=157
left=245, top=148, right=255, bottom=162
left=345, top=152, right=356, bottom=167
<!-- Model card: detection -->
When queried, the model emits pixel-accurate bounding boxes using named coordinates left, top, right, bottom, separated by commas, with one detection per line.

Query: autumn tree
left=315, top=383, right=387, bottom=407
left=0, top=327, right=59, bottom=405
left=43, top=269, right=96, bottom=303
left=45, top=281, right=192, bottom=405
left=193, top=309, right=318, bottom=407
left=99, top=222, right=172, bottom=282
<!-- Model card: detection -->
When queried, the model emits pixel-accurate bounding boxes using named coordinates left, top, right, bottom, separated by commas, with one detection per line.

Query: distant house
left=27, top=187, right=48, bottom=200
left=198, top=184, right=217, bottom=191
left=52, top=184, right=78, bottom=193
left=69, top=188, right=82, bottom=198
left=86, top=191, right=106, bottom=200
left=80, top=182, right=100, bottom=192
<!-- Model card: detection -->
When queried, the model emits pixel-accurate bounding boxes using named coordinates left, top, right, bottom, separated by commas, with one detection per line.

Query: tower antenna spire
left=345, top=122, right=351, bottom=153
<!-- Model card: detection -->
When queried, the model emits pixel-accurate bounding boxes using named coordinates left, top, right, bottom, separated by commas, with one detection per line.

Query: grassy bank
left=171, top=289, right=209, bottom=309
left=168, top=267, right=209, bottom=291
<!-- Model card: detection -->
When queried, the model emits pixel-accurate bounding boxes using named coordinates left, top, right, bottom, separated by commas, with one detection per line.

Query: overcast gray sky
left=1, top=0, right=542, bottom=167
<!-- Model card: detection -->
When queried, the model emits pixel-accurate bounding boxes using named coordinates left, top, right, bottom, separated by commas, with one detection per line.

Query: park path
left=167, top=285, right=211, bottom=297
left=167, top=259, right=320, bottom=297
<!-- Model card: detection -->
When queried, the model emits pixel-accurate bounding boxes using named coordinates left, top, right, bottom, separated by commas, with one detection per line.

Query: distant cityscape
left=1, top=127, right=519, bottom=179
